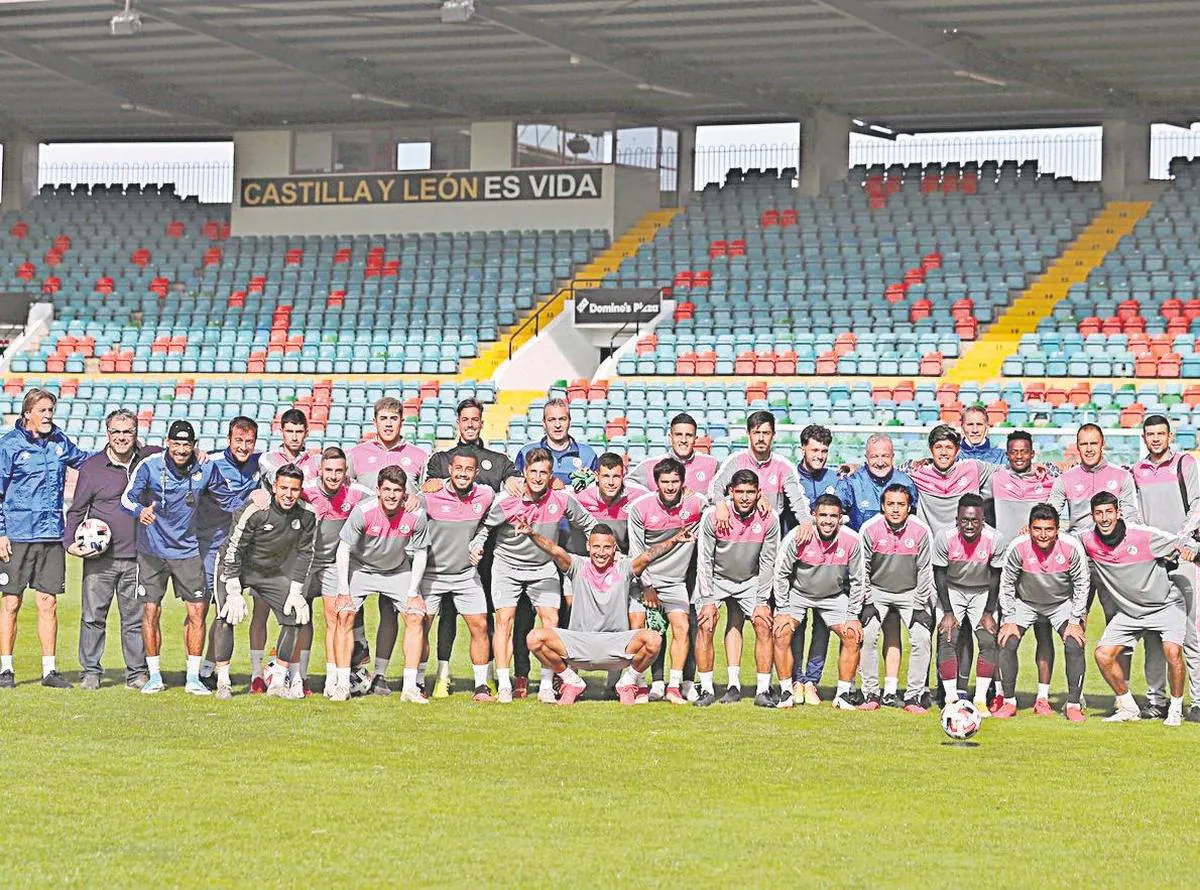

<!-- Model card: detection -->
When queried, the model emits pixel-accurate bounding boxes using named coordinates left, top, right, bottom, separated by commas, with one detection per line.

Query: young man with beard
left=334, top=466, right=430, bottom=702
left=773, top=494, right=866, bottom=711
left=994, top=504, right=1089, bottom=722
left=469, top=449, right=597, bottom=703
left=0, top=388, right=91, bottom=688
left=422, top=397, right=518, bottom=697
left=628, top=458, right=707, bottom=705
left=259, top=408, right=321, bottom=487
left=302, top=447, right=371, bottom=699
left=856, top=484, right=937, bottom=714
left=518, top=521, right=689, bottom=706
left=710, top=411, right=810, bottom=529
left=1049, top=423, right=1140, bottom=533
left=629, top=413, right=720, bottom=495
left=787, top=424, right=841, bottom=706
left=931, top=494, right=1003, bottom=712
left=347, top=396, right=428, bottom=490
left=1131, top=414, right=1200, bottom=721
left=1083, top=492, right=1193, bottom=726
left=985, top=430, right=1059, bottom=712
left=64, top=409, right=157, bottom=690
left=417, top=452, right=496, bottom=702
left=121, top=421, right=260, bottom=695
left=694, top=469, right=779, bottom=708
left=212, top=465, right=317, bottom=701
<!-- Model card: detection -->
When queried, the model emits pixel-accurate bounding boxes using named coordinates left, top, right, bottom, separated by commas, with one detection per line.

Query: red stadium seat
left=919, top=353, right=943, bottom=376
left=673, top=271, right=693, bottom=289
left=746, top=381, right=769, bottom=403
left=566, top=380, right=588, bottom=402
left=1119, top=405, right=1146, bottom=427
left=779, top=210, right=798, bottom=227
left=53, top=234, right=71, bottom=252
left=893, top=381, right=915, bottom=401
left=954, top=318, right=978, bottom=340
left=1158, top=353, right=1182, bottom=377
left=1161, top=298, right=1183, bottom=320
left=921, top=252, right=942, bottom=271
left=131, top=248, right=151, bottom=267
left=284, top=248, right=303, bottom=266
left=753, top=353, right=776, bottom=375
left=9, top=222, right=27, bottom=239
left=1134, top=353, right=1158, bottom=376
left=1100, top=317, right=1123, bottom=335
left=675, top=353, right=696, bottom=375
left=673, top=301, right=694, bottom=321
left=1185, top=386, right=1200, bottom=408
left=95, top=276, right=115, bottom=295
left=202, top=247, right=223, bottom=267
left=1067, top=383, right=1091, bottom=406
left=1116, top=299, right=1140, bottom=320
left=759, top=210, right=779, bottom=228
left=815, top=352, right=838, bottom=375
left=1078, top=316, right=1102, bottom=335
left=936, top=383, right=960, bottom=407
left=734, top=351, right=756, bottom=374
left=587, top=381, right=609, bottom=400
left=42, top=276, right=61, bottom=294
left=692, top=270, right=712, bottom=288
left=166, top=221, right=185, bottom=238
left=43, top=249, right=62, bottom=267
left=333, top=248, right=352, bottom=265
left=775, top=350, right=797, bottom=374
left=708, top=240, right=728, bottom=259
left=17, top=262, right=35, bottom=281
left=727, top=239, right=747, bottom=256
left=694, top=351, right=716, bottom=375
left=149, top=276, right=169, bottom=297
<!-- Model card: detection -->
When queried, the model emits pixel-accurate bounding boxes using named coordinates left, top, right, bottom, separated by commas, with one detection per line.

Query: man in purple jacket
left=63, top=409, right=157, bottom=690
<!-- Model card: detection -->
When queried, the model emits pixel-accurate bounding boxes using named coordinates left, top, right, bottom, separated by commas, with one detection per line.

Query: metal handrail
left=505, top=275, right=605, bottom=361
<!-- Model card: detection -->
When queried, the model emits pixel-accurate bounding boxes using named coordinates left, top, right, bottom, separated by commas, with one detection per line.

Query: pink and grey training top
left=302, top=481, right=371, bottom=570
left=259, top=448, right=321, bottom=487
left=629, top=451, right=720, bottom=498
left=908, top=458, right=996, bottom=533
left=471, top=488, right=597, bottom=580
left=346, top=438, right=429, bottom=491
left=627, top=490, right=708, bottom=589
left=998, top=534, right=1089, bottom=621
left=985, top=466, right=1055, bottom=542
left=932, top=525, right=1005, bottom=592
left=566, top=480, right=650, bottom=555
left=695, top=502, right=779, bottom=605
left=1132, top=452, right=1200, bottom=535
left=857, top=513, right=936, bottom=607
left=1048, top=461, right=1140, bottom=533
left=338, top=498, right=428, bottom=576
left=419, top=480, right=495, bottom=580
left=774, top=526, right=866, bottom=615
left=564, top=555, right=638, bottom=633
left=1079, top=523, right=1187, bottom=618
left=709, top=451, right=810, bottom=520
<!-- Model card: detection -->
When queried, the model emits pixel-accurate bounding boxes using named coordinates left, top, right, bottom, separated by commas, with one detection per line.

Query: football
left=941, top=699, right=983, bottom=741
left=74, top=518, right=112, bottom=555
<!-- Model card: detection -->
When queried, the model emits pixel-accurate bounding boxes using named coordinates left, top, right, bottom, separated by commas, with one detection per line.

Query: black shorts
left=0, top=542, right=66, bottom=596
left=243, top=575, right=305, bottom=627
left=137, top=552, right=208, bottom=604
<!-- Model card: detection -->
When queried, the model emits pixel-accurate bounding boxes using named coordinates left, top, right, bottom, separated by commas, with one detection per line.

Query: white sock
left=186, top=655, right=201, bottom=679
left=287, top=662, right=300, bottom=682
left=539, top=668, right=554, bottom=691
left=941, top=678, right=958, bottom=698
left=497, top=668, right=512, bottom=691
left=217, top=664, right=231, bottom=685
left=698, top=670, right=714, bottom=693
left=325, top=661, right=336, bottom=680
left=374, top=657, right=389, bottom=678
left=558, top=668, right=583, bottom=686
left=1037, top=682, right=1051, bottom=700
left=0, top=654, right=11, bottom=672
left=299, top=650, right=311, bottom=679
left=631, top=670, right=645, bottom=686
left=249, top=649, right=264, bottom=679
left=727, top=665, right=741, bottom=688
left=619, top=666, right=639, bottom=687
left=438, top=659, right=451, bottom=679
left=883, top=676, right=898, bottom=695
left=42, top=655, right=56, bottom=677
left=1117, top=691, right=1137, bottom=712
left=974, top=676, right=991, bottom=700
left=147, top=656, right=161, bottom=676
left=836, top=680, right=852, bottom=696
left=1169, top=696, right=1184, bottom=715
left=472, top=664, right=489, bottom=688
left=668, top=669, right=683, bottom=688
left=403, top=667, right=418, bottom=691
left=650, top=679, right=665, bottom=691
left=756, top=672, right=771, bottom=694
left=200, top=659, right=215, bottom=678
left=336, top=666, right=351, bottom=685
left=270, top=660, right=286, bottom=686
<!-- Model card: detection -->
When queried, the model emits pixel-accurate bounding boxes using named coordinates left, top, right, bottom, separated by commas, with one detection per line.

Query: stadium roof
left=0, top=0, right=1198, bottom=142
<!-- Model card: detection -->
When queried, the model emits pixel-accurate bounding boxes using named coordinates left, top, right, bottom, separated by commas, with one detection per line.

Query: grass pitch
left=1, top=559, right=1197, bottom=888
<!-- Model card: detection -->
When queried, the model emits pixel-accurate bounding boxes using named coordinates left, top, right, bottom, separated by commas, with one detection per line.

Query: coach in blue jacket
left=121, top=420, right=259, bottom=695
left=836, top=433, right=919, bottom=531
left=0, top=388, right=90, bottom=689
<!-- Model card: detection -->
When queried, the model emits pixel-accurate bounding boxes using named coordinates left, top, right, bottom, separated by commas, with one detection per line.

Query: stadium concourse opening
left=2, top=0, right=1200, bottom=884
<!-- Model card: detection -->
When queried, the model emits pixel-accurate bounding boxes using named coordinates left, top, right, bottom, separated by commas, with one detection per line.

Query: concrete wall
left=494, top=306, right=601, bottom=388
left=230, top=130, right=661, bottom=237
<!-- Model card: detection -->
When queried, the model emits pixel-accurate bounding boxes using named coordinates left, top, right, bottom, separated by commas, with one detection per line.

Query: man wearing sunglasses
left=64, top=410, right=159, bottom=690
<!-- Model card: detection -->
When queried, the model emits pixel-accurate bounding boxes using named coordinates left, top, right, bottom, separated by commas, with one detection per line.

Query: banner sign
left=574, top=288, right=662, bottom=325
left=0, top=292, right=32, bottom=326
left=239, top=166, right=603, bottom=207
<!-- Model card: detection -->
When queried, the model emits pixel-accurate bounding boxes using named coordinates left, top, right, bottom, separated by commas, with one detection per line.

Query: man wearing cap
left=121, top=420, right=264, bottom=695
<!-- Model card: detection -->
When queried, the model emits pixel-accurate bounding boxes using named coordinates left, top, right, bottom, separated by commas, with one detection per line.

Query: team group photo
left=2, top=0, right=1199, bottom=886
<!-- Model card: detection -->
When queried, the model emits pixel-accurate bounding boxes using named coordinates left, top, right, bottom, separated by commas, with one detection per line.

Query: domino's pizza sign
left=574, top=288, right=662, bottom=326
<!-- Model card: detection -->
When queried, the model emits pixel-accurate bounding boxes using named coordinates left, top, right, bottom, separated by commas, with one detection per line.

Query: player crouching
left=517, top=519, right=692, bottom=704
left=773, top=494, right=866, bottom=710
left=213, top=465, right=317, bottom=700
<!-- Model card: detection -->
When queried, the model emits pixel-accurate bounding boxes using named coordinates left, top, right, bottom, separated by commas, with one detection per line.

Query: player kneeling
left=994, top=504, right=1089, bottom=722
left=213, top=465, right=317, bottom=701
left=517, top=520, right=692, bottom=704
left=773, top=494, right=865, bottom=710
